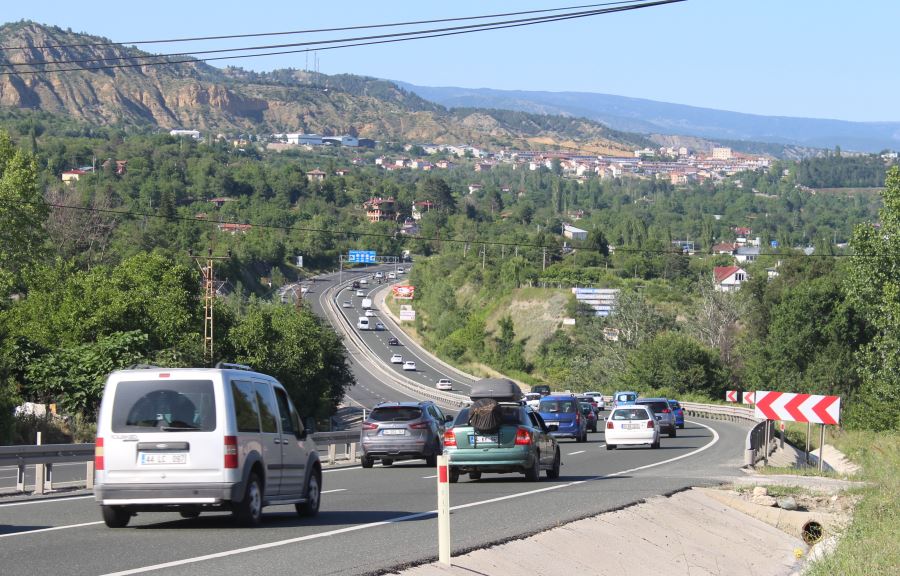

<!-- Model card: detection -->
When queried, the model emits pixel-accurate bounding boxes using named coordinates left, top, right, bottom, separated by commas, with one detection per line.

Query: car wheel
left=546, top=449, right=561, bottom=479
left=669, top=428, right=676, bottom=438
left=234, top=472, right=263, bottom=526
left=524, top=452, right=541, bottom=482
left=449, top=467, right=459, bottom=483
left=468, top=471, right=482, bottom=480
left=361, top=456, right=374, bottom=468
left=101, top=505, right=131, bottom=528
left=381, top=458, right=393, bottom=467
left=651, top=440, right=660, bottom=449
left=296, top=469, right=321, bottom=517
left=678, top=424, right=685, bottom=429
left=606, top=443, right=616, bottom=450
left=425, top=452, right=438, bottom=467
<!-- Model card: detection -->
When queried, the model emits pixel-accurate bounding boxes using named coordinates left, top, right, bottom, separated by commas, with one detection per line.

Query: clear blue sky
left=4, top=1, right=897, bottom=122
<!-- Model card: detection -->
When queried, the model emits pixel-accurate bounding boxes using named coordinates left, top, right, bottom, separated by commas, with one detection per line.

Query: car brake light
left=95, top=437, right=104, bottom=471
left=515, top=427, right=532, bottom=445
left=647, top=420, right=655, bottom=429
left=224, top=435, right=238, bottom=468
left=606, top=420, right=613, bottom=430
left=362, top=422, right=378, bottom=430
left=410, top=421, right=429, bottom=429
left=662, top=408, right=671, bottom=413
left=443, top=430, right=456, bottom=447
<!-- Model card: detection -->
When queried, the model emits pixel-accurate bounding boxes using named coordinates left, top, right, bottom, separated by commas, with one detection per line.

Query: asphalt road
left=0, top=417, right=748, bottom=576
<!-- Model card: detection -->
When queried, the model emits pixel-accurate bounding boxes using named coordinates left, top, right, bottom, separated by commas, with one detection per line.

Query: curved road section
left=0, top=268, right=754, bottom=576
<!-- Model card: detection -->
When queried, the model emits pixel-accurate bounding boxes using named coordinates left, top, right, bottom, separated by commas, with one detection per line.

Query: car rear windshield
left=454, top=406, right=523, bottom=427
left=539, top=399, right=578, bottom=414
left=612, top=408, right=651, bottom=421
left=615, top=393, right=636, bottom=403
left=370, top=407, right=423, bottom=422
left=111, top=380, right=216, bottom=433
left=637, top=401, right=669, bottom=414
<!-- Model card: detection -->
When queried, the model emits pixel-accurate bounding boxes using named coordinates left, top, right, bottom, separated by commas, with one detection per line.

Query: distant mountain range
left=395, top=82, right=900, bottom=154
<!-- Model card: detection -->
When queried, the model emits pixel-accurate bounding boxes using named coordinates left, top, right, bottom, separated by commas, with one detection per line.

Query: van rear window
left=111, top=380, right=216, bottom=432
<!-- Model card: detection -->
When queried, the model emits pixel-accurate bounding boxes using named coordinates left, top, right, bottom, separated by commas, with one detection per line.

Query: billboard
left=348, top=250, right=376, bottom=263
left=392, top=285, right=415, bottom=300
left=399, top=305, right=416, bottom=322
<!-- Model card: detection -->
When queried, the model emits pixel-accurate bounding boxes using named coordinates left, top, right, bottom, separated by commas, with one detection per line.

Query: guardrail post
left=44, top=463, right=53, bottom=492
left=35, top=432, right=44, bottom=495
left=348, top=442, right=357, bottom=462
left=16, top=463, right=26, bottom=492
left=86, top=461, right=95, bottom=489
left=328, top=444, right=337, bottom=465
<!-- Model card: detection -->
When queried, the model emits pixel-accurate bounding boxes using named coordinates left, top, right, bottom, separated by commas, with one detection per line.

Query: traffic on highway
left=0, top=264, right=755, bottom=576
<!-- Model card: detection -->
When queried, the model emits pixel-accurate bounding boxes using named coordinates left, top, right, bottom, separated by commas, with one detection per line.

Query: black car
left=388, top=337, right=400, bottom=346
left=351, top=280, right=361, bottom=289
left=531, top=384, right=551, bottom=397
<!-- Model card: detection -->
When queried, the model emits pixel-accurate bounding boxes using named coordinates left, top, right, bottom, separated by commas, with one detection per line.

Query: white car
left=397, top=267, right=405, bottom=274
left=523, top=392, right=541, bottom=410
left=390, top=354, right=403, bottom=364
left=342, top=300, right=352, bottom=308
left=387, top=272, right=396, bottom=279
left=436, top=379, right=453, bottom=391
left=356, top=289, right=364, bottom=297
left=374, top=271, right=384, bottom=279
left=604, top=405, right=660, bottom=450
left=584, top=391, right=606, bottom=410
left=365, top=309, right=376, bottom=317
left=375, top=322, right=385, bottom=331
left=359, top=278, right=367, bottom=285
left=402, top=361, right=416, bottom=371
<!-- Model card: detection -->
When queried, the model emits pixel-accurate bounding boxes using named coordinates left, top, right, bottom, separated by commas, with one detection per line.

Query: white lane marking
left=0, top=520, right=103, bottom=539
left=422, top=474, right=437, bottom=479
left=321, top=489, right=347, bottom=494
left=0, top=495, right=93, bottom=508
left=98, top=421, right=720, bottom=575
left=567, top=451, right=585, bottom=456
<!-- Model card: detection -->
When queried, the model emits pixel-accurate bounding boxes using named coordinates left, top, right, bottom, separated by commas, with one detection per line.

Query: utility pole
left=190, top=248, right=231, bottom=366
left=481, top=244, right=486, bottom=270
left=542, top=247, right=547, bottom=271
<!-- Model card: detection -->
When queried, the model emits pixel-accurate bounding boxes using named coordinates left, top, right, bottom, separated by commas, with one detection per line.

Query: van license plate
left=140, top=453, right=187, bottom=465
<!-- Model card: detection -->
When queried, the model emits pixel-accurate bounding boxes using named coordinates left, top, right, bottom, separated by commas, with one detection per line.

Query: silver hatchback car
left=360, top=401, right=452, bottom=467
left=634, top=397, right=677, bottom=437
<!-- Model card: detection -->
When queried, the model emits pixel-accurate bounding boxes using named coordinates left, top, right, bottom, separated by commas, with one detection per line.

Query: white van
left=357, top=317, right=370, bottom=330
left=93, top=364, right=321, bottom=527
left=361, top=298, right=373, bottom=310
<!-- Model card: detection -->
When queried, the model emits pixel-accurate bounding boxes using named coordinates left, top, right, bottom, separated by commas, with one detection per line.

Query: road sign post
left=437, top=454, right=451, bottom=565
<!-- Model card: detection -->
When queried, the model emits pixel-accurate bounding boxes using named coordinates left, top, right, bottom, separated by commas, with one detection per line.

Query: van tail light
left=443, top=430, right=456, bottom=447
left=362, top=422, right=378, bottom=430
left=647, top=420, right=655, bottom=429
left=606, top=420, right=614, bottom=430
left=224, top=435, right=238, bottom=469
left=95, top=437, right=104, bottom=471
left=662, top=408, right=671, bottom=413
left=409, top=422, right=429, bottom=429
left=514, top=427, right=532, bottom=446
left=575, top=411, right=581, bottom=424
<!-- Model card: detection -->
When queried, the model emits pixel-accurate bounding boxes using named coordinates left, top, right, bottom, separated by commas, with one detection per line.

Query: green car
left=444, top=401, right=561, bottom=483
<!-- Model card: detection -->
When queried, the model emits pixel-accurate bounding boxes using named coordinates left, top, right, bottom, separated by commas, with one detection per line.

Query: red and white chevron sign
left=742, top=391, right=755, bottom=404
left=726, top=390, right=738, bottom=402
left=754, top=391, right=841, bottom=425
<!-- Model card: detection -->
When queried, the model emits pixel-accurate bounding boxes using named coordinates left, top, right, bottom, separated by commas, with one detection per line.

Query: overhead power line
left=0, top=1, right=650, bottom=50
left=0, top=1, right=685, bottom=75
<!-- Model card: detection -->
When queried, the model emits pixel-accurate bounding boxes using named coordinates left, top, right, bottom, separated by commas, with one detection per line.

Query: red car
left=579, top=402, right=598, bottom=433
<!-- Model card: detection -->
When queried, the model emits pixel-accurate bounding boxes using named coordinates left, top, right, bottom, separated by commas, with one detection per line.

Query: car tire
left=651, top=440, right=660, bottom=449
left=678, top=423, right=685, bottom=429
left=606, top=443, right=616, bottom=450
left=425, top=450, right=438, bottom=467
left=234, top=472, right=263, bottom=526
left=669, top=428, right=677, bottom=438
left=296, top=469, right=321, bottom=517
left=524, top=452, right=541, bottom=482
left=101, top=505, right=131, bottom=528
left=546, top=449, right=561, bottom=480
left=449, top=468, right=459, bottom=483
left=361, top=456, right=374, bottom=469
left=468, top=471, right=482, bottom=480
left=381, top=458, right=393, bottom=467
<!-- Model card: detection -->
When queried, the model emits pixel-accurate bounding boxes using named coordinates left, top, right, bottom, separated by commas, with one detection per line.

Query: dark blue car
left=538, top=394, right=587, bottom=442
left=668, top=399, right=685, bottom=429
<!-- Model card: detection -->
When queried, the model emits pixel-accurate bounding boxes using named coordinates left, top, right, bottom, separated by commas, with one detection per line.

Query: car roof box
left=469, top=378, right=521, bottom=402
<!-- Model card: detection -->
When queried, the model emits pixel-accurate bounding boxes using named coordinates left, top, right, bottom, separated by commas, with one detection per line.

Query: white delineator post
left=437, top=454, right=451, bottom=565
